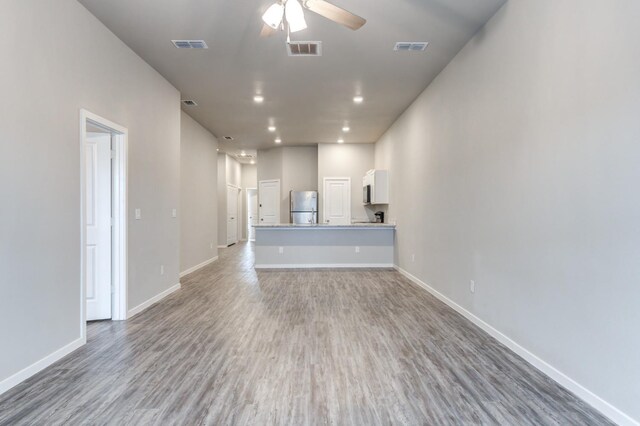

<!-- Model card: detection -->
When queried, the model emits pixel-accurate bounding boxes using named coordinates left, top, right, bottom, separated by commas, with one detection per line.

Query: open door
left=227, top=185, right=239, bottom=245
left=84, top=132, right=112, bottom=321
left=247, top=188, right=258, bottom=241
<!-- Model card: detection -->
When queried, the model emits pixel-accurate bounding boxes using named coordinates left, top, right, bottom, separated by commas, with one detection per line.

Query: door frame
left=322, top=177, right=351, bottom=225
left=246, top=187, right=257, bottom=242
left=80, top=109, right=128, bottom=341
left=258, top=179, right=281, bottom=224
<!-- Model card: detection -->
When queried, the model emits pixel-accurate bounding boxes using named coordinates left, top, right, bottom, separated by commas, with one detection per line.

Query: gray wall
left=375, top=0, right=640, bottom=421
left=257, top=146, right=318, bottom=223
left=180, top=112, right=218, bottom=272
left=282, top=146, right=318, bottom=222
left=318, top=144, right=375, bottom=223
left=0, top=0, right=180, bottom=384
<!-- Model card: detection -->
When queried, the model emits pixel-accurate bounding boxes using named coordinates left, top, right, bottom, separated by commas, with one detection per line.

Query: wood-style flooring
left=0, top=242, right=613, bottom=425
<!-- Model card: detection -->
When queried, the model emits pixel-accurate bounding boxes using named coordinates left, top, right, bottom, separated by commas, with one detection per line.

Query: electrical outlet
left=411, top=254, right=415, bottom=262
left=355, top=246, right=360, bottom=253
left=160, top=265, right=165, bottom=275
left=135, top=208, right=141, bottom=220
left=172, top=209, right=177, bottom=218
left=470, top=280, right=475, bottom=293
left=278, top=247, right=284, bottom=254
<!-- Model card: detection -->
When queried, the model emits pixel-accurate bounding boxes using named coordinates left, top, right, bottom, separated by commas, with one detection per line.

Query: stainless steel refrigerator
left=290, top=191, right=318, bottom=224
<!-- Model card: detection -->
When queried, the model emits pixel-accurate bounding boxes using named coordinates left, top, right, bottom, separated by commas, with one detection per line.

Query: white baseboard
left=0, top=337, right=85, bottom=397
left=217, top=245, right=227, bottom=249
left=394, top=265, right=638, bottom=426
left=180, top=256, right=218, bottom=278
left=127, top=283, right=181, bottom=318
left=255, top=263, right=394, bottom=269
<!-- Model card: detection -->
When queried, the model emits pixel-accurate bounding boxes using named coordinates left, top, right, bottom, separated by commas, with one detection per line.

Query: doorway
left=323, top=177, right=351, bottom=225
left=259, top=179, right=281, bottom=225
left=80, top=109, right=128, bottom=337
left=246, top=188, right=258, bottom=241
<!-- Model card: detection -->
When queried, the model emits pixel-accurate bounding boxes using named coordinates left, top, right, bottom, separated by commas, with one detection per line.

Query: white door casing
left=323, top=177, right=351, bottom=225
left=85, top=133, right=112, bottom=321
left=227, top=185, right=239, bottom=245
left=247, top=188, right=258, bottom=241
left=259, top=179, right=280, bottom=225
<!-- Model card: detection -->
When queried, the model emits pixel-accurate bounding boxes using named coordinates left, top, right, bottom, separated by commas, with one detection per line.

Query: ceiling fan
left=260, top=0, right=366, bottom=37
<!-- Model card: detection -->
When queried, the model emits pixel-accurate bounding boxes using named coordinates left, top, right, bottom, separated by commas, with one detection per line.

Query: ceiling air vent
left=223, top=136, right=234, bottom=141
left=394, top=42, right=429, bottom=52
left=181, top=100, right=197, bottom=106
left=287, top=41, right=322, bottom=57
left=172, top=40, right=208, bottom=49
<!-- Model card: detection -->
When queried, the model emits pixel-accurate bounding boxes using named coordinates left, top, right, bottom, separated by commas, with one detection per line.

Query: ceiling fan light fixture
left=262, top=3, right=285, bottom=29
left=285, top=0, right=307, bottom=33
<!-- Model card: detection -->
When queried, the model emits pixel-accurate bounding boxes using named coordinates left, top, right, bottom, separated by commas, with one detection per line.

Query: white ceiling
left=79, top=0, right=506, bottom=152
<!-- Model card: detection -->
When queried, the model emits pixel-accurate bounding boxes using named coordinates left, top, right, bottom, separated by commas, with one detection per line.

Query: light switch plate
left=135, top=208, right=141, bottom=220
left=172, top=209, right=177, bottom=218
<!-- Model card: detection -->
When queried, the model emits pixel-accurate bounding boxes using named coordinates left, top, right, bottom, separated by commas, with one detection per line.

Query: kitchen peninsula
left=254, top=223, right=395, bottom=269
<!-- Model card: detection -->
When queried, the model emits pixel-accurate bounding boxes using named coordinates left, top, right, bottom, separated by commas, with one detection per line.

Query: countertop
left=254, top=223, right=395, bottom=229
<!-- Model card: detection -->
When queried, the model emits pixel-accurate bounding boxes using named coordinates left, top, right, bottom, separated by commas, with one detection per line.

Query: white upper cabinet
left=363, top=169, right=389, bottom=205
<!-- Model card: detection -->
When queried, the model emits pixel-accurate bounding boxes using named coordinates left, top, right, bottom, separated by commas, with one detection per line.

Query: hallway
left=0, top=243, right=611, bottom=425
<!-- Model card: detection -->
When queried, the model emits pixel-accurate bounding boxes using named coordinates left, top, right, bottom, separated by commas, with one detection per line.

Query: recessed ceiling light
left=250, top=160, right=255, bottom=165
left=353, top=96, right=364, bottom=104
left=268, top=126, right=276, bottom=132
left=342, top=126, right=350, bottom=132
left=337, top=138, right=344, bottom=144
left=253, top=95, right=264, bottom=103
left=240, top=151, right=246, bottom=157
left=275, top=138, right=282, bottom=144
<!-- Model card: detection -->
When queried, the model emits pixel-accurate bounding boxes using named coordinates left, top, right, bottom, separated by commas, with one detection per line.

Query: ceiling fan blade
left=260, top=23, right=279, bottom=38
left=303, top=0, right=366, bottom=30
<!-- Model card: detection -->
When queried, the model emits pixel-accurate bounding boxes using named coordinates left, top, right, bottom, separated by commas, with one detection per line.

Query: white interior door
left=247, top=189, right=258, bottom=241
left=323, top=178, right=351, bottom=225
left=227, top=185, right=238, bottom=245
left=85, top=133, right=112, bottom=321
left=259, top=179, right=280, bottom=225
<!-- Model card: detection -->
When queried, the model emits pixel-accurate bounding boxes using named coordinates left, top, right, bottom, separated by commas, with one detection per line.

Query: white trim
left=127, top=283, right=181, bottom=318
left=180, top=256, right=218, bottom=278
left=79, top=109, right=129, bottom=340
left=217, top=245, right=228, bottom=249
left=111, top=130, right=128, bottom=321
left=394, top=265, right=639, bottom=426
left=0, top=337, right=85, bottom=396
left=255, top=263, right=394, bottom=269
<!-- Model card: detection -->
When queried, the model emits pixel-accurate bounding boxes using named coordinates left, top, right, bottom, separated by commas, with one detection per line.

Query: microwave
left=363, top=184, right=371, bottom=204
